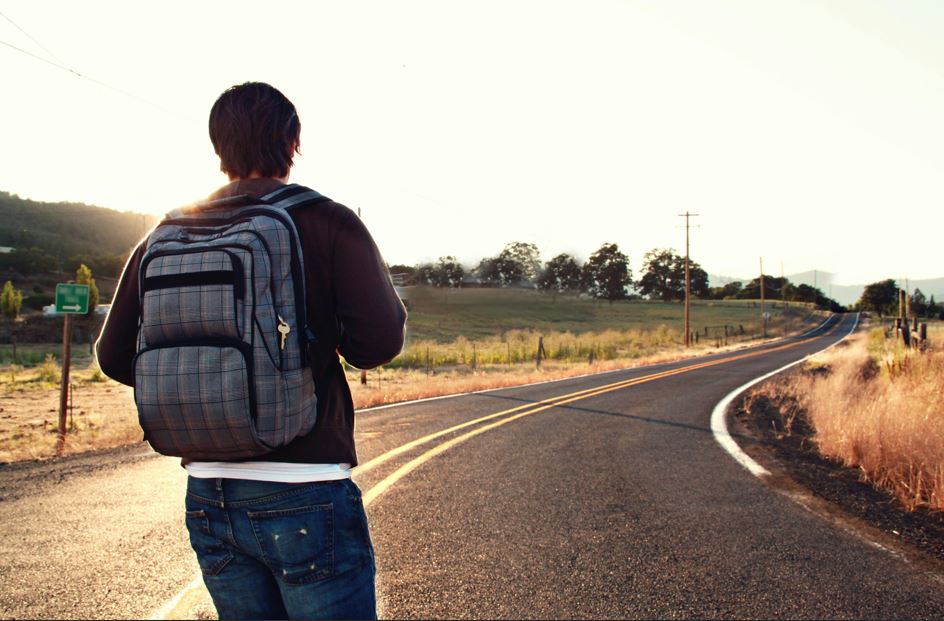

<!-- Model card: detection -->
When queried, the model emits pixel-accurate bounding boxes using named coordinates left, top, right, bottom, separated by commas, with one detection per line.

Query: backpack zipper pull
left=277, top=316, right=291, bottom=350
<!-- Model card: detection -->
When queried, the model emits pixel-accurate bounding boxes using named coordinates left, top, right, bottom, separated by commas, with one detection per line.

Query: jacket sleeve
left=95, top=243, right=144, bottom=386
left=333, top=211, right=407, bottom=369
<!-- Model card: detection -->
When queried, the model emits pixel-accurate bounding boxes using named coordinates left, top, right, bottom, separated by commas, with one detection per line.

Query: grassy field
left=0, top=287, right=826, bottom=462
left=396, top=287, right=819, bottom=368
left=405, top=286, right=811, bottom=342
left=756, top=318, right=944, bottom=512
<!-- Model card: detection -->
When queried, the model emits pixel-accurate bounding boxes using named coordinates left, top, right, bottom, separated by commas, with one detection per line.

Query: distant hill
left=710, top=270, right=944, bottom=307
left=0, top=191, right=157, bottom=275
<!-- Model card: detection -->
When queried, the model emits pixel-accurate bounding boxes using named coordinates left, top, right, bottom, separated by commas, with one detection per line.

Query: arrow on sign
left=62, top=305, right=82, bottom=312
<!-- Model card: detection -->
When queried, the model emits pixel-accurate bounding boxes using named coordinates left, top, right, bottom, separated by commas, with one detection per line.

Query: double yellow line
left=359, top=317, right=844, bottom=508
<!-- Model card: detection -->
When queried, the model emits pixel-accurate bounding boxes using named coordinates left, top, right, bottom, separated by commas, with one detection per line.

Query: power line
left=0, top=9, right=62, bottom=64
left=0, top=38, right=183, bottom=119
left=1, top=38, right=82, bottom=78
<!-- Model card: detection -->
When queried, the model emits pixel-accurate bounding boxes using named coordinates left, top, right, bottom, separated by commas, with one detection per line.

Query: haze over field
left=2, top=1, right=942, bottom=285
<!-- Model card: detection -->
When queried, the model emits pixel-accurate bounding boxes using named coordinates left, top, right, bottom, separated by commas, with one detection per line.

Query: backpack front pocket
left=141, top=249, right=246, bottom=345
left=134, top=343, right=271, bottom=459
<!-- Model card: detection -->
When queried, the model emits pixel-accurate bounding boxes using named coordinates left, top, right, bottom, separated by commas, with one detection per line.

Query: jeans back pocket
left=185, top=509, right=234, bottom=577
left=248, top=504, right=334, bottom=584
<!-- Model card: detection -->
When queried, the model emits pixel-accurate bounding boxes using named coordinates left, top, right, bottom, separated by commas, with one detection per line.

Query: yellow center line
left=356, top=325, right=835, bottom=477
left=360, top=317, right=846, bottom=508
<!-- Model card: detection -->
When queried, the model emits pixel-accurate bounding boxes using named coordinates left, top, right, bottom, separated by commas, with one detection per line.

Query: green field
left=406, top=286, right=815, bottom=340
left=391, top=287, right=821, bottom=369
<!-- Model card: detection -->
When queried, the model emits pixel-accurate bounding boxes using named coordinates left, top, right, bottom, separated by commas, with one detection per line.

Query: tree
left=473, top=257, right=499, bottom=286
left=1, top=280, right=23, bottom=363
left=475, top=242, right=541, bottom=287
left=910, top=288, right=928, bottom=318
left=0, top=247, right=58, bottom=275
left=414, top=262, right=437, bottom=286
left=793, top=283, right=820, bottom=304
left=737, top=275, right=788, bottom=301
left=75, top=264, right=100, bottom=355
left=858, top=279, right=899, bottom=316
left=928, top=295, right=940, bottom=319
left=75, top=263, right=99, bottom=315
left=636, top=248, right=708, bottom=301
left=499, top=242, right=541, bottom=283
left=707, top=281, right=742, bottom=300
left=432, top=256, right=464, bottom=288
left=582, top=243, right=632, bottom=302
left=537, top=253, right=582, bottom=296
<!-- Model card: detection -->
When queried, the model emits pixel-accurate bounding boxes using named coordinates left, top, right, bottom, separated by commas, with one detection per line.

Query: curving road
left=2, top=313, right=944, bottom=619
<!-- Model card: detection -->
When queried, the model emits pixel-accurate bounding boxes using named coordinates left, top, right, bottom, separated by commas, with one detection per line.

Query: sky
left=1, top=0, right=942, bottom=286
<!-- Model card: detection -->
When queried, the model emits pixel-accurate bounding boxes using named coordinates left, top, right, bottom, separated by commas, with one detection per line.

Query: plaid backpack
left=133, top=184, right=326, bottom=460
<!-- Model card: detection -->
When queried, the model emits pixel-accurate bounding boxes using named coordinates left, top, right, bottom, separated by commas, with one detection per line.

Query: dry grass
left=345, top=341, right=743, bottom=410
left=768, top=320, right=944, bottom=512
left=392, top=326, right=680, bottom=369
left=0, top=358, right=140, bottom=463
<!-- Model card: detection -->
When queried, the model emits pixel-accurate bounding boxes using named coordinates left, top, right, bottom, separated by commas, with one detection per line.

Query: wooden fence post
left=536, top=336, right=546, bottom=368
left=57, top=314, right=72, bottom=456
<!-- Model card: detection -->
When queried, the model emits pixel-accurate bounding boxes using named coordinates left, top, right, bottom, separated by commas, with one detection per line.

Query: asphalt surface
left=3, top=313, right=944, bottom=619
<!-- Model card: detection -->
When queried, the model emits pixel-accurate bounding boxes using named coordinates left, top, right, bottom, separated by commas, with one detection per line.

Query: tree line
left=855, top=279, right=943, bottom=319
left=0, top=191, right=153, bottom=278
left=390, top=241, right=845, bottom=310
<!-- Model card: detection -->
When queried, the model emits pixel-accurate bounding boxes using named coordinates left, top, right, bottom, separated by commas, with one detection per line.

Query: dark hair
left=209, top=82, right=301, bottom=179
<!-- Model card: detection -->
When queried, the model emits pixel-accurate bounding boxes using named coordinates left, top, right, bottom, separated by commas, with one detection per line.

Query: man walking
left=97, top=82, right=406, bottom=619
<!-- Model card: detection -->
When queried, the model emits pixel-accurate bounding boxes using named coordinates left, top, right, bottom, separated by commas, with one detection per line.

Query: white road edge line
left=149, top=575, right=202, bottom=620
left=710, top=313, right=859, bottom=478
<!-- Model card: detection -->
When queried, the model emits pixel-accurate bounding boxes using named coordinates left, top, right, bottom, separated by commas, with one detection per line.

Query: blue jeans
left=185, top=477, right=376, bottom=620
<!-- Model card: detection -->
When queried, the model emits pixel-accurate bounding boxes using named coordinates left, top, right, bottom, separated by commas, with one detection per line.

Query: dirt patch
left=733, top=380, right=944, bottom=563
left=0, top=379, right=141, bottom=463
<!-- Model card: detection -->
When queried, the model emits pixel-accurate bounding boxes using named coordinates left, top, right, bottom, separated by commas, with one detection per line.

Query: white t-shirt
left=185, top=461, right=352, bottom=483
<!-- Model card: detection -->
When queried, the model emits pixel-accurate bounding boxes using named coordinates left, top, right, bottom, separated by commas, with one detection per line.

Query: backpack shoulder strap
left=260, top=183, right=329, bottom=211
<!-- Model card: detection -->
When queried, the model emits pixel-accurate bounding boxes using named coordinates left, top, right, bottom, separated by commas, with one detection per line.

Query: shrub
left=36, top=354, right=60, bottom=384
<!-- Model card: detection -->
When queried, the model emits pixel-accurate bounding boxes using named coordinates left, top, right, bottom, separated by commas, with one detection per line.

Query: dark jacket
left=96, top=178, right=407, bottom=466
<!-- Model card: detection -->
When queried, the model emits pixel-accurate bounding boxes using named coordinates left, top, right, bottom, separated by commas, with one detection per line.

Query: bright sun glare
left=1, top=0, right=943, bottom=285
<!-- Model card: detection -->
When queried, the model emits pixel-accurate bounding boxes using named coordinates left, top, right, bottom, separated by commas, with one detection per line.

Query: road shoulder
left=731, top=377, right=944, bottom=575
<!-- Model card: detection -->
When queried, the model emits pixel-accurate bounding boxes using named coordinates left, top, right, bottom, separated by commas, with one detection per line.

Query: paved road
left=2, top=313, right=943, bottom=619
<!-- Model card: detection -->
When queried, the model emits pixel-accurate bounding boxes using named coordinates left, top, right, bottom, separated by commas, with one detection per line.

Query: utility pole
left=760, top=257, right=767, bottom=338
left=679, top=212, right=700, bottom=347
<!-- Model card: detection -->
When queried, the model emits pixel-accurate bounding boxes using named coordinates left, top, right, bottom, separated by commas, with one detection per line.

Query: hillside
left=710, top=271, right=944, bottom=307
left=0, top=191, right=156, bottom=274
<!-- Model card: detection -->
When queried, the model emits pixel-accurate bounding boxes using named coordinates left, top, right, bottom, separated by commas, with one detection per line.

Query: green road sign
left=55, top=283, right=89, bottom=314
